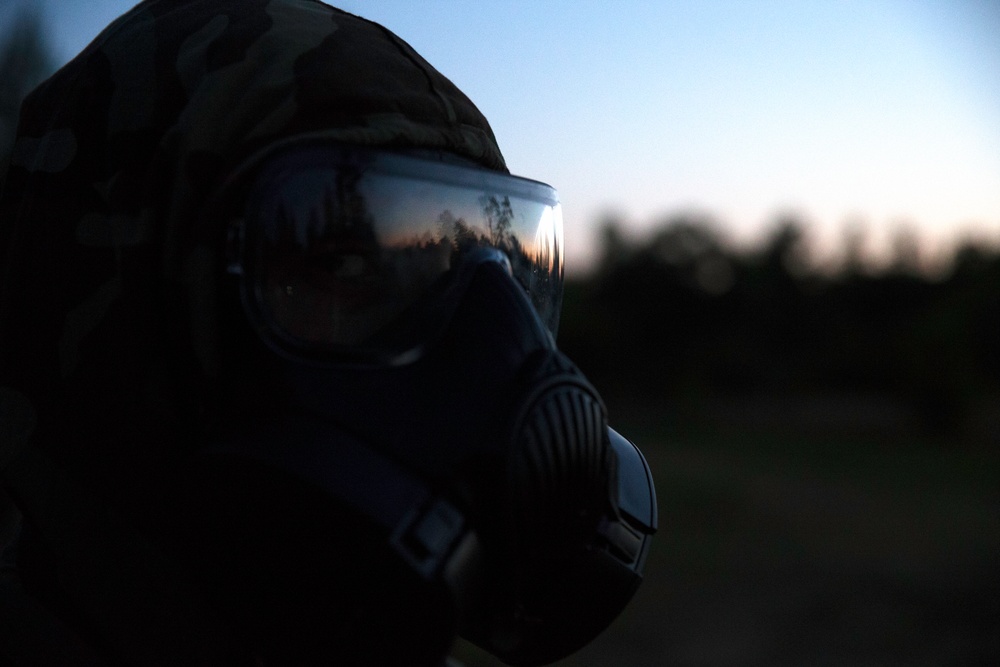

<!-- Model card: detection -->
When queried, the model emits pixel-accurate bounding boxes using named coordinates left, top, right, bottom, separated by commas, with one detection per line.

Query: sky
left=6, top=0, right=1000, bottom=273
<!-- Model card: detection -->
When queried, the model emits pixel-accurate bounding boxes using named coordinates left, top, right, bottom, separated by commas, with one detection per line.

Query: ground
left=452, top=401, right=1000, bottom=666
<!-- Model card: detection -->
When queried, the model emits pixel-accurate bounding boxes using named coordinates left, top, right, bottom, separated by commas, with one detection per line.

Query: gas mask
left=185, top=144, right=656, bottom=666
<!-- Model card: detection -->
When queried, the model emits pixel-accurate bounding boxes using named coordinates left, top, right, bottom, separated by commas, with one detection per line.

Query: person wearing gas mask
left=0, top=1, right=655, bottom=665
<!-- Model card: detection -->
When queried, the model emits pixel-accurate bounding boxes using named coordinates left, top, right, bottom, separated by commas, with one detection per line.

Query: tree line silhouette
left=558, top=215, right=1000, bottom=445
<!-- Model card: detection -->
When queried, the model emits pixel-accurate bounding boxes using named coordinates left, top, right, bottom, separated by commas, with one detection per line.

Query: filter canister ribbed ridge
left=511, top=383, right=608, bottom=555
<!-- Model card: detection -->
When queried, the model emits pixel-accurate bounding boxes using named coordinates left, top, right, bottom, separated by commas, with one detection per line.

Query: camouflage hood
left=0, top=0, right=506, bottom=480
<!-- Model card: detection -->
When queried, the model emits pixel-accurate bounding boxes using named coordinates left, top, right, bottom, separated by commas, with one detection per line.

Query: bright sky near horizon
left=6, top=0, right=1000, bottom=273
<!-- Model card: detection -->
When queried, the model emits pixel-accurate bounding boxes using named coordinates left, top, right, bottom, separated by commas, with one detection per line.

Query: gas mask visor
left=229, top=145, right=563, bottom=364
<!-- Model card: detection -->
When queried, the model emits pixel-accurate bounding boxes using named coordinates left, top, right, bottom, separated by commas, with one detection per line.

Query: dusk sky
left=6, top=0, right=1000, bottom=273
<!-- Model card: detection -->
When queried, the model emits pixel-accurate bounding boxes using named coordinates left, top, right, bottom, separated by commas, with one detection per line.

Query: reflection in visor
left=241, top=147, right=563, bottom=354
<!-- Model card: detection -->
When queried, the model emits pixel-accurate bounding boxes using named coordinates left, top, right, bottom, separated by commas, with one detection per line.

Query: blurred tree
left=889, top=223, right=923, bottom=276
left=649, top=213, right=733, bottom=295
left=594, top=213, right=633, bottom=277
left=759, top=216, right=812, bottom=279
left=560, top=210, right=1000, bottom=445
left=0, top=6, right=55, bottom=182
left=840, top=218, right=869, bottom=277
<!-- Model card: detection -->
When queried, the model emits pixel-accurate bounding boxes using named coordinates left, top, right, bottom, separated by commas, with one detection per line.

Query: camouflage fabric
left=0, top=0, right=506, bottom=476
left=0, top=2, right=506, bottom=660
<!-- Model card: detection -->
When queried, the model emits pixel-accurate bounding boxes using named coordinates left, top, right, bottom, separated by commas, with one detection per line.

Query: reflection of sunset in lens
left=532, top=204, right=563, bottom=276
left=251, top=150, right=565, bottom=345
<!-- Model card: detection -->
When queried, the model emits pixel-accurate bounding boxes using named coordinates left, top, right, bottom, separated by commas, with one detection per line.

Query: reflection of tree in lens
left=481, top=193, right=562, bottom=326
left=479, top=194, right=513, bottom=248
left=438, top=210, right=479, bottom=255
left=380, top=233, right=451, bottom=315
left=442, top=195, right=562, bottom=331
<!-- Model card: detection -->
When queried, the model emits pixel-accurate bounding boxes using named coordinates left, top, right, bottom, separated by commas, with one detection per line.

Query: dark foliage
left=560, top=215, right=1000, bottom=445
left=0, top=7, right=55, bottom=182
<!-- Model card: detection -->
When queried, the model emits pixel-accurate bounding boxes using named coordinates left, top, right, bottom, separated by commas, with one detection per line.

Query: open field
left=453, top=403, right=1000, bottom=666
